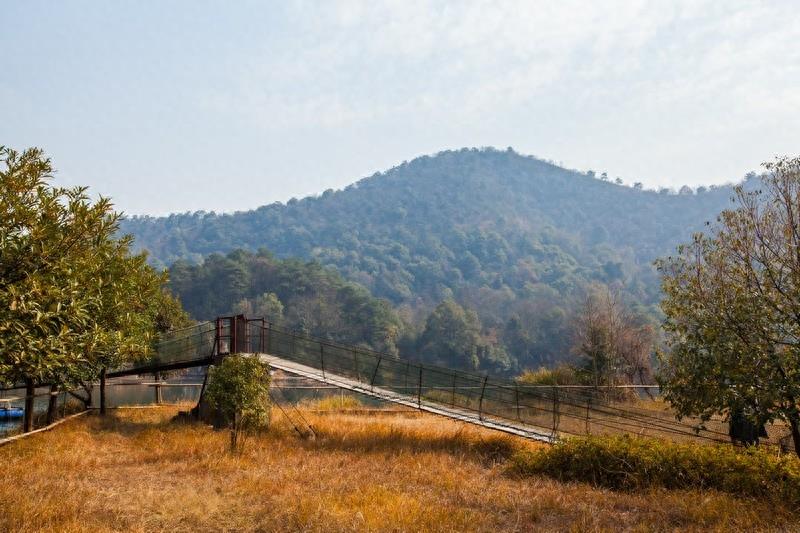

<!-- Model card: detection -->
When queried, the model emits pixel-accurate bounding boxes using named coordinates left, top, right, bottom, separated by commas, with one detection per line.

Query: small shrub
left=517, top=365, right=582, bottom=386
left=509, top=435, right=800, bottom=506
left=205, top=354, right=271, bottom=452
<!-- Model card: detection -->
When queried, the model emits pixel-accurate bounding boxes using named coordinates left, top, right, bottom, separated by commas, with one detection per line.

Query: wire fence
left=0, top=386, right=88, bottom=438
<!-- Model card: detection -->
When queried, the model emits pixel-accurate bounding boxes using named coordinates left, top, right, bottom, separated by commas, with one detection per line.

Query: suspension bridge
left=103, top=315, right=737, bottom=446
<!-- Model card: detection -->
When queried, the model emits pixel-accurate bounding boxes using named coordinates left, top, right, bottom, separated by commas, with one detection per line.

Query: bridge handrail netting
left=108, top=321, right=217, bottom=377
left=248, top=320, right=732, bottom=444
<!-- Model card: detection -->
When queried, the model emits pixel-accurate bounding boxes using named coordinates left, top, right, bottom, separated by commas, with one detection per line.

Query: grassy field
left=0, top=405, right=796, bottom=532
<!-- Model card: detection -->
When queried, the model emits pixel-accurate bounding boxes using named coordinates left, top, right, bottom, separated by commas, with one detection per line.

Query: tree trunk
left=46, top=384, right=58, bottom=425
left=789, top=412, right=800, bottom=459
left=70, top=389, right=90, bottom=409
left=230, top=411, right=242, bottom=453
left=80, top=382, right=93, bottom=408
left=23, top=379, right=35, bottom=433
left=100, top=367, right=107, bottom=416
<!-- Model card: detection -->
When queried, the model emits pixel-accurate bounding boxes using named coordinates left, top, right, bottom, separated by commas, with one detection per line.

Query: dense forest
left=125, top=148, right=753, bottom=373
left=169, top=249, right=403, bottom=355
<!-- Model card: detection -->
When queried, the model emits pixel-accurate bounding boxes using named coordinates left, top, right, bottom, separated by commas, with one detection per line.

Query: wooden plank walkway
left=258, top=353, right=555, bottom=443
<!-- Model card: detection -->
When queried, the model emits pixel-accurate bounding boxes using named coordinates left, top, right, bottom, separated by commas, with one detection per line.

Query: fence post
left=231, top=317, right=237, bottom=354
left=46, top=383, right=58, bottom=425
left=320, top=345, right=325, bottom=379
left=478, top=376, right=488, bottom=421
left=214, top=317, right=223, bottom=356
left=353, top=348, right=359, bottom=380
left=451, top=372, right=456, bottom=407
left=100, top=367, right=107, bottom=416
left=515, top=382, right=521, bottom=421
left=260, top=322, right=265, bottom=353
left=370, top=355, right=382, bottom=389
left=585, top=398, right=591, bottom=435
left=418, top=365, right=423, bottom=408
left=551, top=385, right=560, bottom=439
left=23, top=378, right=34, bottom=432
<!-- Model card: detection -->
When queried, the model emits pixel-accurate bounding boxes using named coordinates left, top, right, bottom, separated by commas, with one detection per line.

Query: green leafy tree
left=657, top=156, right=800, bottom=456
left=205, top=355, right=271, bottom=452
left=0, top=146, right=190, bottom=423
left=233, top=292, right=284, bottom=322
left=76, top=243, right=186, bottom=410
left=170, top=249, right=403, bottom=353
left=0, top=146, right=115, bottom=390
left=418, top=299, right=481, bottom=369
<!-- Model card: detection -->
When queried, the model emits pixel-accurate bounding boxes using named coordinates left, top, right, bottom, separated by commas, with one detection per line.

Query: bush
left=517, top=365, right=582, bottom=386
left=205, top=355, right=271, bottom=452
left=510, top=435, right=800, bottom=505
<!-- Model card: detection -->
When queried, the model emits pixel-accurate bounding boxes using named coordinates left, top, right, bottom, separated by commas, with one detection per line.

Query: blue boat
left=0, top=399, right=23, bottom=419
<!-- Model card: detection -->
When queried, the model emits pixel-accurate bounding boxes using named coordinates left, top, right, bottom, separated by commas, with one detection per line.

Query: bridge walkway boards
left=257, top=353, right=555, bottom=443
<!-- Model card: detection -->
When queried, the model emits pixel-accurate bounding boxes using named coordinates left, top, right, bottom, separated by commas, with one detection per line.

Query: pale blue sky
left=2, top=1, right=799, bottom=215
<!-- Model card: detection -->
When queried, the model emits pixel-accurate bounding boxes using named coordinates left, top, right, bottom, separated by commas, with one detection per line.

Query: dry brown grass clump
left=0, top=405, right=796, bottom=532
left=299, top=393, right=366, bottom=411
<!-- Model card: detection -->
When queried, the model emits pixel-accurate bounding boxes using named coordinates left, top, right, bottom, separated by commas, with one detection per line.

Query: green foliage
left=657, top=156, right=800, bottom=454
left=169, top=249, right=404, bottom=354
left=414, top=298, right=511, bottom=372
left=233, top=292, right=284, bottom=323
left=0, top=146, right=113, bottom=385
left=151, top=289, right=193, bottom=335
left=0, top=146, right=189, bottom=388
left=517, top=364, right=583, bottom=385
left=510, top=435, right=800, bottom=506
left=205, top=355, right=271, bottom=451
left=124, top=148, right=743, bottom=370
left=417, top=299, right=482, bottom=369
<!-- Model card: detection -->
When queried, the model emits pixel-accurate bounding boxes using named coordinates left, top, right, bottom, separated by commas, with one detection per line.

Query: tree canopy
left=205, top=354, right=271, bottom=452
left=0, top=146, right=189, bottom=390
left=168, top=249, right=403, bottom=354
left=657, top=156, right=800, bottom=455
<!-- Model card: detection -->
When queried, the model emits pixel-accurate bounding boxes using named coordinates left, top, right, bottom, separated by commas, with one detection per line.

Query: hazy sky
left=3, top=1, right=799, bottom=215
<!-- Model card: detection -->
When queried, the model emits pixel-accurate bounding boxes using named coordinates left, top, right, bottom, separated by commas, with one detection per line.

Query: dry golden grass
left=0, top=405, right=797, bottom=532
left=299, top=393, right=367, bottom=411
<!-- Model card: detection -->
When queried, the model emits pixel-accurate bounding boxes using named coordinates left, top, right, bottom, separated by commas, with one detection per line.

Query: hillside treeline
left=170, top=248, right=656, bottom=379
left=127, top=148, right=750, bottom=372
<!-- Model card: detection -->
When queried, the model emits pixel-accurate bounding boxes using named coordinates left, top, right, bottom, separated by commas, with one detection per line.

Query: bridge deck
left=258, top=353, right=555, bottom=443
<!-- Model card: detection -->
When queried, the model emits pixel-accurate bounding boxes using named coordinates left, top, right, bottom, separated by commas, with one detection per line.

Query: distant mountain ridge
left=123, top=147, right=744, bottom=366
left=124, top=147, right=738, bottom=298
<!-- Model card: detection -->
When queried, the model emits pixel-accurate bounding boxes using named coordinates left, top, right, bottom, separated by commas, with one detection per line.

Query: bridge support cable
left=268, top=380, right=316, bottom=440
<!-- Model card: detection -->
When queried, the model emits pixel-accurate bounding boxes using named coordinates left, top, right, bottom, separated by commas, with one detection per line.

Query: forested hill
left=123, top=147, right=745, bottom=368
